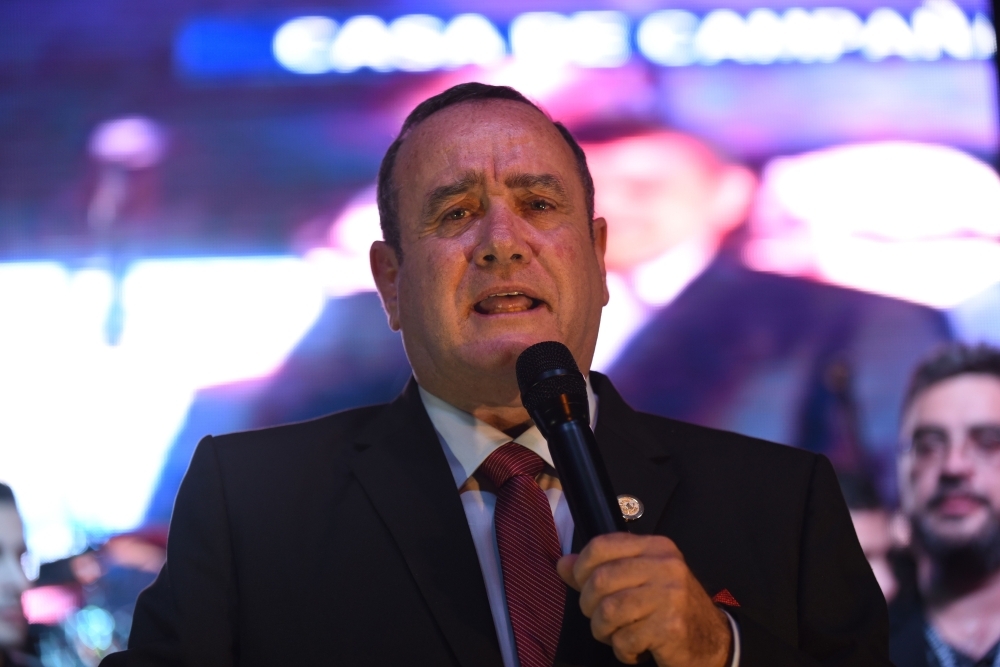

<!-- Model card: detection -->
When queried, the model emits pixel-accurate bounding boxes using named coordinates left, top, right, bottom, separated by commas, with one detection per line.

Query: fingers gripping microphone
left=516, top=342, right=626, bottom=544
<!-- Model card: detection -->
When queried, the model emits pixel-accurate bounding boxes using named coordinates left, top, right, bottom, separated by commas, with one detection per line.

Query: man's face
left=899, top=374, right=1000, bottom=560
left=372, top=100, right=608, bottom=405
left=0, top=503, right=29, bottom=649
left=584, top=134, right=737, bottom=272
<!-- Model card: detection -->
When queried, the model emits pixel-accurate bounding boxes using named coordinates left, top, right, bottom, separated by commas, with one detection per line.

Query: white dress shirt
left=418, top=379, right=740, bottom=667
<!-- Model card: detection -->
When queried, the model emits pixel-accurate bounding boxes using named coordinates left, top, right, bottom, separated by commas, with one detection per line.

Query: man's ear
left=592, top=216, right=610, bottom=307
left=370, top=240, right=402, bottom=331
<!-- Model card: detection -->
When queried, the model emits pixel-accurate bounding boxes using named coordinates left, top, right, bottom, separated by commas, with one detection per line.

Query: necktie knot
left=480, top=442, right=546, bottom=489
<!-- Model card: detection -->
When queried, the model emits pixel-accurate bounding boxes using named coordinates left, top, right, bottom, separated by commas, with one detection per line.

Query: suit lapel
left=591, top=372, right=679, bottom=539
left=349, top=380, right=503, bottom=667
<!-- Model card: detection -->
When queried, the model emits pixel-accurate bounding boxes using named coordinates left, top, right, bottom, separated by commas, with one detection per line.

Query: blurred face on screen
left=0, top=502, right=29, bottom=650
left=899, top=375, right=1000, bottom=579
left=371, top=100, right=608, bottom=409
left=583, top=133, right=755, bottom=272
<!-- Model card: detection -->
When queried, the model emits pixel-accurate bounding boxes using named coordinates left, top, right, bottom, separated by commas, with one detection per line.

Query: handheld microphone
left=516, top=341, right=627, bottom=545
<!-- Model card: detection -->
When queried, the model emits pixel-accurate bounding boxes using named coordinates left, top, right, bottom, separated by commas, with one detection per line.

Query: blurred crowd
left=0, top=494, right=165, bottom=667
left=3, top=125, right=1000, bottom=666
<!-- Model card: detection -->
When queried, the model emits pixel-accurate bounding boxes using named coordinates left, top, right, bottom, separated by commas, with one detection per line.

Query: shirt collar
left=418, top=376, right=599, bottom=489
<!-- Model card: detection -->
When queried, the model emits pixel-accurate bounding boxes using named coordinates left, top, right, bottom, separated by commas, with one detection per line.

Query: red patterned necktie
left=480, top=442, right=566, bottom=667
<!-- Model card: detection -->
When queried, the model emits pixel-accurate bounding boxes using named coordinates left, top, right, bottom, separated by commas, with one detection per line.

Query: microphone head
left=516, top=341, right=588, bottom=417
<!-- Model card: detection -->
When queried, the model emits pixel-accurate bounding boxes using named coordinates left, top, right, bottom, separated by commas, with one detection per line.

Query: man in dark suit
left=105, top=83, right=889, bottom=666
left=609, top=258, right=950, bottom=491
left=581, top=129, right=950, bottom=494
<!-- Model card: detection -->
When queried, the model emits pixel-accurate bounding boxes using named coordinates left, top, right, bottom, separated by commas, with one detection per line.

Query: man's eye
left=444, top=208, right=468, bottom=221
left=972, top=427, right=1000, bottom=453
left=529, top=200, right=551, bottom=211
left=912, top=433, right=946, bottom=458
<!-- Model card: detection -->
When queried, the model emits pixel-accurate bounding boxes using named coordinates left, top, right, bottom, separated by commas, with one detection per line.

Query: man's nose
left=941, top=435, right=978, bottom=476
left=473, top=204, right=531, bottom=267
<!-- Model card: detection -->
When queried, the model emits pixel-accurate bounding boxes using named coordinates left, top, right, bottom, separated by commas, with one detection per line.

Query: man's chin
left=458, top=336, right=549, bottom=369
left=925, top=510, right=990, bottom=541
left=915, top=511, right=1000, bottom=588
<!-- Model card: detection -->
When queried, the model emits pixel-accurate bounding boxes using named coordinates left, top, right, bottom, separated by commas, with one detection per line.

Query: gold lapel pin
left=617, top=495, right=644, bottom=522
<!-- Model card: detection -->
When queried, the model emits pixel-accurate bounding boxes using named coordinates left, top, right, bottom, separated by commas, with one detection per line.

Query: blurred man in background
left=891, top=344, right=1000, bottom=667
left=584, top=127, right=756, bottom=370
left=0, top=484, right=34, bottom=667
left=584, top=127, right=951, bottom=493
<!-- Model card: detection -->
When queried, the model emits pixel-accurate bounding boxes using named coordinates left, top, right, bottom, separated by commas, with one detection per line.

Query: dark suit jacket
left=104, top=373, right=889, bottom=667
left=609, top=258, right=950, bottom=495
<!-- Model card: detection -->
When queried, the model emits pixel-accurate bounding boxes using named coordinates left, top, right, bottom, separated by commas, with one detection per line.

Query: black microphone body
left=516, top=342, right=627, bottom=545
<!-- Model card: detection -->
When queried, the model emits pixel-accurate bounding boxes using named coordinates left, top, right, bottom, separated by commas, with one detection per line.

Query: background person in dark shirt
left=891, top=344, right=1000, bottom=667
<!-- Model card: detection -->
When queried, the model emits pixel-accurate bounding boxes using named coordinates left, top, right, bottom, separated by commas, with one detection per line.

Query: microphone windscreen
left=516, top=341, right=588, bottom=416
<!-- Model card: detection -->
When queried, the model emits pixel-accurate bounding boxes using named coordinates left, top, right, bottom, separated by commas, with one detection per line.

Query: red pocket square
left=712, top=589, right=740, bottom=607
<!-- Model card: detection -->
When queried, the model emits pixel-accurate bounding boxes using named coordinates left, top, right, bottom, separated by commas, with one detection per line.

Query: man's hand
left=556, top=533, right=732, bottom=667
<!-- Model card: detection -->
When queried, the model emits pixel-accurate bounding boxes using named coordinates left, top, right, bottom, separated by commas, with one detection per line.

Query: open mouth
left=474, top=291, right=545, bottom=315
